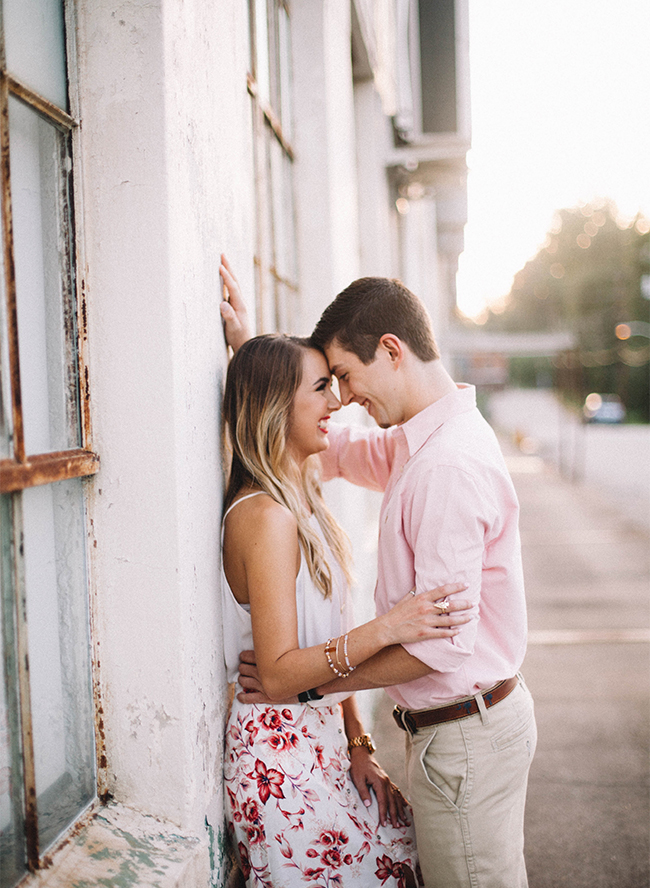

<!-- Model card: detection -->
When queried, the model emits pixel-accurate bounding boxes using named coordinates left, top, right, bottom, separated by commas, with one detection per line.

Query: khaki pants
left=405, top=679, right=537, bottom=888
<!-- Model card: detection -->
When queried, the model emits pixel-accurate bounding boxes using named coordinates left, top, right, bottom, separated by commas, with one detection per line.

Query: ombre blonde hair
left=223, top=334, right=352, bottom=598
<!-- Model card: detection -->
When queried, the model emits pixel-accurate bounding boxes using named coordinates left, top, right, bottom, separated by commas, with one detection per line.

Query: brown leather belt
left=392, top=676, right=519, bottom=735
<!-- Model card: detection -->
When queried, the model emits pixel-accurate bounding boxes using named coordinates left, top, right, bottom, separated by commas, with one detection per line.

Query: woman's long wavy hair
left=223, top=334, right=352, bottom=598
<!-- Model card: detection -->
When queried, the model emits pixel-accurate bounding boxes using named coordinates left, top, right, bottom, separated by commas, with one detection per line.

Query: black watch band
left=298, top=687, right=324, bottom=703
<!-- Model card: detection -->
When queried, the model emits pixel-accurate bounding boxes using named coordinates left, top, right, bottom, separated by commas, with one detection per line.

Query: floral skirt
left=224, top=697, right=421, bottom=887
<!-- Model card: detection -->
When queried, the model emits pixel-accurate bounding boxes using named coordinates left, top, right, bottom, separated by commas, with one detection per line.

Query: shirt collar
left=395, top=384, right=477, bottom=457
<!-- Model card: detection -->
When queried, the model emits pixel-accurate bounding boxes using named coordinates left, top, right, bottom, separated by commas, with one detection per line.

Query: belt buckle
left=392, top=705, right=417, bottom=735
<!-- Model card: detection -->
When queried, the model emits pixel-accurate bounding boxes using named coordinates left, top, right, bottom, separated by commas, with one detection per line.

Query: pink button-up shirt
left=320, top=385, right=528, bottom=709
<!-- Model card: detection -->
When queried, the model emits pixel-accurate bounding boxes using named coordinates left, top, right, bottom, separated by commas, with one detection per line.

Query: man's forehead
left=324, top=341, right=355, bottom=374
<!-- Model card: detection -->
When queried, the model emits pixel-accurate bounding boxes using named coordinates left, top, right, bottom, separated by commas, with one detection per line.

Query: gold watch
left=347, top=733, right=376, bottom=755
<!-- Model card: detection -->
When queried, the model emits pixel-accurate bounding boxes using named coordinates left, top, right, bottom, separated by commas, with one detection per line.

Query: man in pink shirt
left=308, top=277, right=536, bottom=888
left=221, top=266, right=536, bottom=888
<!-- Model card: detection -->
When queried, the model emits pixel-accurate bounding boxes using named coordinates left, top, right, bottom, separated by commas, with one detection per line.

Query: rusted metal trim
left=269, top=265, right=298, bottom=291
left=262, top=103, right=294, bottom=160
left=0, top=75, right=24, bottom=462
left=11, top=496, right=39, bottom=867
left=0, top=450, right=100, bottom=493
left=247, top=73, right=295, bottom=161
left=5, top=74, right=77, bottom=131
left=77, top=280, right=92, bottom=450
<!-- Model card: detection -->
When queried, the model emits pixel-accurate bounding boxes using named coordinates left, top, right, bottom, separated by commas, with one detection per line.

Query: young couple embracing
left=219, top=257, right=536, bottom=888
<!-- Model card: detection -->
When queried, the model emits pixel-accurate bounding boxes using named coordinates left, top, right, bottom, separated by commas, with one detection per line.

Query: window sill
left=18, top=802, right=212, bottom=888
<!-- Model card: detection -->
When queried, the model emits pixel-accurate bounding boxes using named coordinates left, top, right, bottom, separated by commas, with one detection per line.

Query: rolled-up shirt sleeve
left=319, top=422, right=397, bottom=491
left=401, top=463, right=497, bottom=673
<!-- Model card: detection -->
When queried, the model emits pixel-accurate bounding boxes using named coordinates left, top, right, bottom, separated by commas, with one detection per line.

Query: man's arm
left=236, top=643, right=432, bottom=703
left=316, top=643, right=430, bottom=695
left=319, top=422, right=396, bottom=491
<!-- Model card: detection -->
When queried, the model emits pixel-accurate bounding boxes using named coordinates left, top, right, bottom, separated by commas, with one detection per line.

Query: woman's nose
left=327, top=389, right=342, bottom=412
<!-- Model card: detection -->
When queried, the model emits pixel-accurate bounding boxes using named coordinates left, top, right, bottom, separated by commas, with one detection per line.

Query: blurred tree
left=484, top=201, right=650, bottom=421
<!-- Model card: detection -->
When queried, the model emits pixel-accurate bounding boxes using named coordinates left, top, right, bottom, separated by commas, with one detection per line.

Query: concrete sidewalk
left=372, top=437, right=650, bottom=888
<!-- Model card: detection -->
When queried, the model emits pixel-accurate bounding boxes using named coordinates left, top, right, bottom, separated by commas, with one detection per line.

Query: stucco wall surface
left=75, top=0, right=253, bottom=865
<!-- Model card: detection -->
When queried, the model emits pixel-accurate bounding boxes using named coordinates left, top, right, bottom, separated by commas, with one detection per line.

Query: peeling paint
left=21, top=803, right=208, bottom=888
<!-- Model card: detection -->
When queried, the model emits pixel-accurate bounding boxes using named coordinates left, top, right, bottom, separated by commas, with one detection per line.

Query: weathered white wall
left=76, top=0, right=253, bottom=858
left=354, top=79, right=395, bottom=277
left=292, top=0, right=360, bottom=335
left=40, top=2, right=470, bottom=884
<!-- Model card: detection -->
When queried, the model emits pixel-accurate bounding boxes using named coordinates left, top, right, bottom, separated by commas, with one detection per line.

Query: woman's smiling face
left=286, top=348, right=341, bottom=465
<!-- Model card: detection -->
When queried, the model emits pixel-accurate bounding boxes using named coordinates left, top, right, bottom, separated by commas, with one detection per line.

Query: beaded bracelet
left=325, top=636, right=356, bottom=678
left=342, top=633, right=352, bottom=671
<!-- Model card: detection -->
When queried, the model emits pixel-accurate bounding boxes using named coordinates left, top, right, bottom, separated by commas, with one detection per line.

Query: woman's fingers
left=387, top=782, right=410, bottom=828
left=219, top=254, right=253, bottom=350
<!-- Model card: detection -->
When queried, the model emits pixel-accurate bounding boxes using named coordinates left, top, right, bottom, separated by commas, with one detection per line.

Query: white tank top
left=221, top=492, right=354, bottom=706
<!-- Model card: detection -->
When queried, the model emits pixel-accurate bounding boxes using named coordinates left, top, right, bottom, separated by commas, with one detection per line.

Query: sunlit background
left=457, top=0, right=650, bottom=319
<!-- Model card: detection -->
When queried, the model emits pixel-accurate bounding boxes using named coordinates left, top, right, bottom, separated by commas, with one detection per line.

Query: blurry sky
left=456, top=0, right=650, bottom=318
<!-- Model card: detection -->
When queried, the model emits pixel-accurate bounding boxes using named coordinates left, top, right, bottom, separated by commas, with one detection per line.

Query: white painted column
left=76, top=0, right=253, bottom=853
left=291, top=0, right=361, bottom=334
left=354, top=79, right=395, bottom=277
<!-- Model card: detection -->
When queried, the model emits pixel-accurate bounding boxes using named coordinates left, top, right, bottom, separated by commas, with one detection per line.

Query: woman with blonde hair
left=222, top=333, right=469, bottom=887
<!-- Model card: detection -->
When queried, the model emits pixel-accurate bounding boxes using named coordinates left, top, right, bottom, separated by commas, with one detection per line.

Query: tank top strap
left=222, top=490, right=267, bottom=523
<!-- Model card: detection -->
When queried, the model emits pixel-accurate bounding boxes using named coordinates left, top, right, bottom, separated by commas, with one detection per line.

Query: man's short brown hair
left=310, top=277, right=439, bottom=364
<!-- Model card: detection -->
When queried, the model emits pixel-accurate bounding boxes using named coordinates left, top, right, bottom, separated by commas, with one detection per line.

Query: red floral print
left=250, top=759, right=285, bottom=804
left=225, top=701, right=421, bottom=886
left=238, top=842, right=251, bottom=879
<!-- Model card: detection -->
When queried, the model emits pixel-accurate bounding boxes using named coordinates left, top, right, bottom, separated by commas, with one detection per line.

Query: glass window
left=9, top=96, right=80, bottom=456
left=0, top=243, right=11, bottom=461
left=0, top=3, right=98, bottom=883
left=23, top=479, right=94, bottom=850
left=2, top=0, right=69, bottom=111
left=0, top=496, right=25, bottom=888
left=418, top=0, right=457, bottom=134
left=248, top=0, right=298, bottom=333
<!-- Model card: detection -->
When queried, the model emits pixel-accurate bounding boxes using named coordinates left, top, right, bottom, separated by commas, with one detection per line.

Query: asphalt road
left=487, top=387, right=650, bottom=532
left=372, top=425, right=650, bottom=888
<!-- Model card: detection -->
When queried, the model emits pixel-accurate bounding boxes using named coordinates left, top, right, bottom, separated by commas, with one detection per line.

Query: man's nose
left=337, top=380, right=353, bottom=405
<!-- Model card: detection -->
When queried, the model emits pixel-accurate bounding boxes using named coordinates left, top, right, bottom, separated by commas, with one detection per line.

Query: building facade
left=0, top=1, right=469, bottom=885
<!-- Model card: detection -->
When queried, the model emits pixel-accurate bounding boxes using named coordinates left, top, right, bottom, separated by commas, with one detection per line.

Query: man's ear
left=377, top=334, right=404, bottom=368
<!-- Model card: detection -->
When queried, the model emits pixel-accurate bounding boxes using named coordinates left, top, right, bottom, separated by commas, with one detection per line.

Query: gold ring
left=433, top=600, right=450, bottom=613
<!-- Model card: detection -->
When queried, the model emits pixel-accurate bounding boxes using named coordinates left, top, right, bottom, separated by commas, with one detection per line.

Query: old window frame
left=0, top=3, right=99, bottom=876
left=247, top=0, right=299, bottom=333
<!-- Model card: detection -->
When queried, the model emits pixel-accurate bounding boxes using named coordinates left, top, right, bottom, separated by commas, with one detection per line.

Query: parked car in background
left=583, top=393, right=626, bottom=423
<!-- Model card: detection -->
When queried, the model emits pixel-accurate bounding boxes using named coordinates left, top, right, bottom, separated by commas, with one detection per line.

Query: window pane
left=419, top=0, right=457, bottom=133
left=9, top=97, right=81, bottom=456
left=22, top=479, right=94, bottom=852
left=268, top=134, right=297, bottom=289
left=282, top=150, right=297, bottom=284
left=254, top=0, right=271, bottom=104
left=0, top=243, right=12, bottom=459
left=268, top=135, right=287, bottom=277
left=278, top=5, right=293, bottom=141
left=274, top=279, right=296, bottom=338
left=0, top=496, right=27, bottom=888
left=3, top=0, right=69, bottom=111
